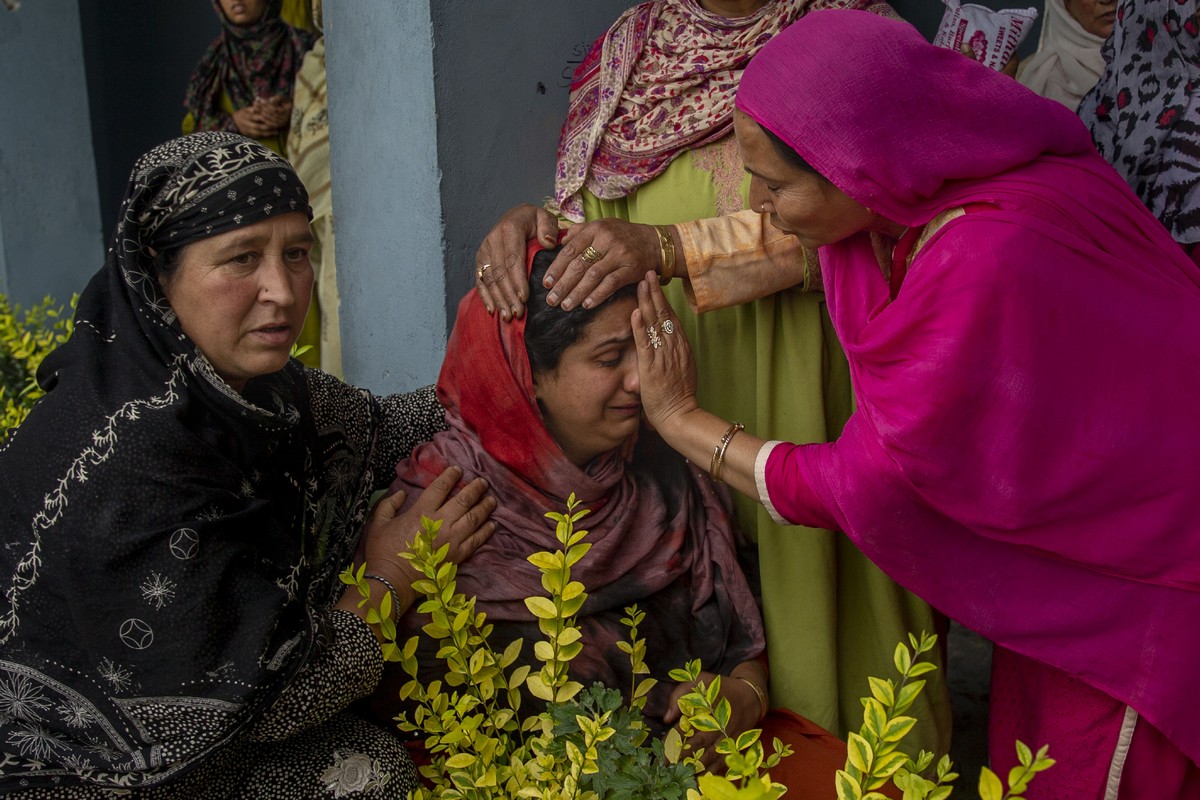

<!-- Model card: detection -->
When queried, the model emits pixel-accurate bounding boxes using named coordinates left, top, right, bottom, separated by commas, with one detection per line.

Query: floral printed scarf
left=549, top=0, right=898, bottom=221
left=184, top=0, right=316, bottom=133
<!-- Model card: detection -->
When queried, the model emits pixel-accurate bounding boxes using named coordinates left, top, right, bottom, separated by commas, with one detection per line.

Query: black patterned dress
left=0, top=133, right=443, bottom=798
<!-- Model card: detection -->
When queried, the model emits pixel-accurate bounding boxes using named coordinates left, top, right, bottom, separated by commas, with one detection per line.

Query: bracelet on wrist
left=734, top=675, right=769, bottom=723
left=710, top=421, right=744, bottom=483
left=363, top=571, right=402, bottom=621
left=653, top=225, right=676, bottom=286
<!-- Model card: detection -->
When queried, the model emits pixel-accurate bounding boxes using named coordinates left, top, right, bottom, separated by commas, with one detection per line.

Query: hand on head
left=474, top=204, right=663, bottom=320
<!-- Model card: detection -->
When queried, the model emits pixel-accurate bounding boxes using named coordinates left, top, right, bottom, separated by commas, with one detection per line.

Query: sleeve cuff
left=755, top=440, right=789, bottom=526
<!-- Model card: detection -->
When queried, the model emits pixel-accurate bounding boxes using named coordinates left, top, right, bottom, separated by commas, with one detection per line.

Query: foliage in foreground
left=341, top=496, right=1055, bottom=799
left=0, top=293, right=74, bottom=443
left=836, top=632, right=1055, bottom=800
left=341, top=494, right=791, bottom=799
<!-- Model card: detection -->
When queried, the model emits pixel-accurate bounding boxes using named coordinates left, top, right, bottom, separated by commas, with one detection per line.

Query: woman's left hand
left=662, top=669, right=764, bottom=773
left=631, top=273, right=698, bottom=435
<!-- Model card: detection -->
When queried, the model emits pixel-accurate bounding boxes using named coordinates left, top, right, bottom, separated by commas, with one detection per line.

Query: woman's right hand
left=475, top=204, right=560, bottom=320
left=360, top=466, right=496, bottom=593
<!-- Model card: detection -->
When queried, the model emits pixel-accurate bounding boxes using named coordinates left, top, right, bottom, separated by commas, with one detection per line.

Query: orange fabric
left=761, top=708, right=902, bottom=800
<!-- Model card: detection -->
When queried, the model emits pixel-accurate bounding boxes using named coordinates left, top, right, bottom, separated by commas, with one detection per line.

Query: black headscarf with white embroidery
left=0, top=133, right=392, bottom=791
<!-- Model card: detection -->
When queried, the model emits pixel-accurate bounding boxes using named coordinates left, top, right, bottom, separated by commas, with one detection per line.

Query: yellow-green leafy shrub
left=0, top=293, right=74, bottom=443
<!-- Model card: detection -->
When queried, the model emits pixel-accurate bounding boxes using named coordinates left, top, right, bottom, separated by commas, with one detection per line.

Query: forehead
left=734, top=111, right=805, bottom=179
left=567, top=297, right=637, bottom=349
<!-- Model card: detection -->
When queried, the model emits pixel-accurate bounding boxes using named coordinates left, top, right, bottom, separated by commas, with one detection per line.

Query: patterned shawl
left=549, top=0, right=897, bottom=221
left=0, top=133, right=412, bottom=791
left=389, top=248, right=765, bottom=730
left=1079, top=0, right=1200, bottom=245
left=184, top=0, right=316, bottom=133
left=740, top=10, right=1200, bottom=767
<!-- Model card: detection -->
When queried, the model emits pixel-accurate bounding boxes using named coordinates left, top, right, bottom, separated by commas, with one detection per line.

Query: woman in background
left=287, top=0, right=341, bottom=375
left=1079, top=0, right=1200, bottom=264
left=182, top=0, right=315, bottom=155
left=1017, top=0, right=1115, bottom=108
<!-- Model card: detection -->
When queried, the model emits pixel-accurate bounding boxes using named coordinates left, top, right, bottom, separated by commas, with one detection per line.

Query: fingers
left=476, top=207, right=541, bottom=320
left=370, top=488, right=407, bottom=523
left=415, top=465, right=462, bottom=512
left=534, top=208, right=560, bottom=249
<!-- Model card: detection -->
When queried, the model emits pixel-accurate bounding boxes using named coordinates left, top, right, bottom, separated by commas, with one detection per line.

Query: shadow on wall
left=78, top=2, right=219, bottom=235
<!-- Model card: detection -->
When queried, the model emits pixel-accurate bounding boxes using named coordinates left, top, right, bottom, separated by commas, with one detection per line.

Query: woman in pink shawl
left=629, top=9, right=1200, bottom=799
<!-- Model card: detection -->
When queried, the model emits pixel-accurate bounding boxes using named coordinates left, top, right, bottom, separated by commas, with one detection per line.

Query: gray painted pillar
left=323, top=0, right=629, bottom=394
left=0, top=0, right=104, bottom=307
left=324, top=0, right=445, bottom=393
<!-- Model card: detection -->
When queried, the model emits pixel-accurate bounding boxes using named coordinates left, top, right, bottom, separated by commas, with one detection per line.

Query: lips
left=249, top=324, right=293, bottom=346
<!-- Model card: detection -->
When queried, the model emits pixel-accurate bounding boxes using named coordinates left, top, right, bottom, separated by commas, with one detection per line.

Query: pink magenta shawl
left=739, top=10, right=1200, bottom=765
left=389, top=250, right=764, bottom=725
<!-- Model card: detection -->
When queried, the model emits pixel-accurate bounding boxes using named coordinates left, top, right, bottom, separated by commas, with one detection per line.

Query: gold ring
left=476, top=263, right=490, bottom=281
left=580, top=245, right=603, bottom=265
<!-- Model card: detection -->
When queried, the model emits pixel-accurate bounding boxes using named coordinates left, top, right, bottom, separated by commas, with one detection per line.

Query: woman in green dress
left=474, top=0, right=950, bottom=753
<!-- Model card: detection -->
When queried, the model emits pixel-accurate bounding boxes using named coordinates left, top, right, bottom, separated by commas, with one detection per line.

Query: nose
left=259, top=256, right=297, bottom=306
left=623, top=359, right=640, bottom=395
left=747, top=178, right=770, bottom=215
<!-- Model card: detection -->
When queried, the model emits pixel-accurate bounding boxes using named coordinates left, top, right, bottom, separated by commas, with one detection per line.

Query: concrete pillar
left=0, top=0, right=104, bottom=307
left=323, top=0, right=629, bottom=393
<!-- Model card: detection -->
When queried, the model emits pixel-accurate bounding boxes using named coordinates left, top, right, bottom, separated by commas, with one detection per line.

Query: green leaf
left=893, top=643, right=912, bottom=675
left=863, top=698, right=888, bottom=740
left=524, top=596, right=559, bottom=620
left=978, top=767, right=1003, bottom=800
left=868, top=677, right=895, bottom=708
left=894, top=679, right=926, bottom=714
left=835, top=769, right=863, bottom=800
left=527, top=551, right=562, bottom=571
left=882, top=715, right=916, bottom=744
left=846, top=732, right=873, bottom=773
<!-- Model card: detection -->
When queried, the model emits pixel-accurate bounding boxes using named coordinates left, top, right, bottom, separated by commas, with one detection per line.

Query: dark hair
left=524, top=246, right=637, bottom=375
left=760, top=124, right=818, bottom=174
left=151, top=246, right=185, bottom=281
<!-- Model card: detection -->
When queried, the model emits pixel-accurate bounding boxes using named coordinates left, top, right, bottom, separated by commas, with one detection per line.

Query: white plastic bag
left=934, top=0, right=1038, bottom=72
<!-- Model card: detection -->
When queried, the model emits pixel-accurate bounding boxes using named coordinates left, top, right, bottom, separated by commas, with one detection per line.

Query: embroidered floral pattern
left=320, top=751, right=390, bottom=797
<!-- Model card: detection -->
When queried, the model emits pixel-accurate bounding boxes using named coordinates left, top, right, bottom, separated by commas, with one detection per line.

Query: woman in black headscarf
left=183, top=0, right=315, bottom=154
left=0, top=132, right=494, bottom=798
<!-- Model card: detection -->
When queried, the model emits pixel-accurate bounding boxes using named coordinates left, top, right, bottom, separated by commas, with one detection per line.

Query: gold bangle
left=734, top=675, right=769, bottom=723
left=653, top=224, right=676, bottom=286
left=709, top=421, right=744, bottom=483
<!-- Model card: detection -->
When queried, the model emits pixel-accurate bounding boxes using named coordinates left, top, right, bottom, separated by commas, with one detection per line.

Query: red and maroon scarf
left=390, top=244, right=764, bottom=728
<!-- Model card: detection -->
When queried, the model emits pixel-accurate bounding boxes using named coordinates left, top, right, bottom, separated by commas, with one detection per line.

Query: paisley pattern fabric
left=184, top=0, right=315, bottom=134
left=549, top=0, right=898, bottom=221
left=1079, top=0, right=1200, bottom=244
left=0, top=133, right=441, bottom=792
